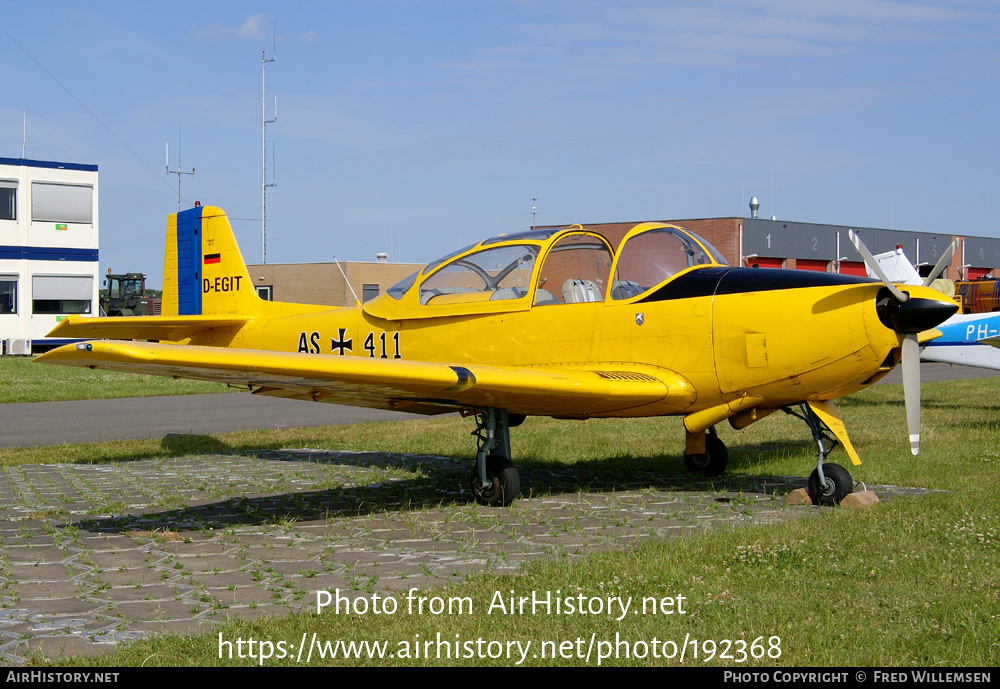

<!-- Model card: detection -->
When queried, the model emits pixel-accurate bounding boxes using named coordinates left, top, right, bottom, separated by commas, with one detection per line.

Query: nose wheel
left=808, top=463, right=853, bottom=506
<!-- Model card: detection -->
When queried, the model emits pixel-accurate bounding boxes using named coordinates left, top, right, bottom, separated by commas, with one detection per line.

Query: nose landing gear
left=787, top=403, right=855, bottom=506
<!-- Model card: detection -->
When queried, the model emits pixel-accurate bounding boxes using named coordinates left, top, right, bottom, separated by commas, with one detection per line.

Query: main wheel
left=807, top=463, right=853, bottom=506
left=470, top=454, right=520, bottom=507
left=684, top=433, right=728, bottom=477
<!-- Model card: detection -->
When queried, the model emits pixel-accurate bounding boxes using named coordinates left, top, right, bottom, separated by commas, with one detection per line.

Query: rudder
left=162, top=205, right=259, bottom=316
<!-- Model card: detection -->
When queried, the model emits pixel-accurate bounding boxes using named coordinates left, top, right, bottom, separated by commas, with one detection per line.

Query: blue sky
left=2, top=1, right=998, bottom=287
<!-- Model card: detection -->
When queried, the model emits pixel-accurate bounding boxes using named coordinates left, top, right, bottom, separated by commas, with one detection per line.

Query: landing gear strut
left=786, top=404, right=854, bottom=505
left=469, top=408, right=520, bottom=506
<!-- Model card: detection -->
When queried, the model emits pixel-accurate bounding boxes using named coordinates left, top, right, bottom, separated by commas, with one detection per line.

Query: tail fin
left=162, top=205, right=260, bottom=316
left=44, top=204, right=324, bottom=343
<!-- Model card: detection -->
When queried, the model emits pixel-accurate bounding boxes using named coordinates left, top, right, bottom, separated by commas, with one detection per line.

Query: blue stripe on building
left=0, top=246, right=99, bottom=261
left=0, top=157, right=98, bottom=172
left=175, top=206, right=202, bottom=316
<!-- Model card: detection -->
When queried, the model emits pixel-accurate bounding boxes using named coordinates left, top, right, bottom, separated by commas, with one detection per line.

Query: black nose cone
left=878, top=295, right=959, bottom=334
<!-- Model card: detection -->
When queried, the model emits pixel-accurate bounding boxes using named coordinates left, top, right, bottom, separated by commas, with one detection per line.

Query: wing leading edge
left=35, top=341, right=697, bottom=417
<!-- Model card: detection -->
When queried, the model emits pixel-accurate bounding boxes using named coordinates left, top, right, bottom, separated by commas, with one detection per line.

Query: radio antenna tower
left=261, top=36, right=277, bottom=264
left=166, top=126, right=194, bottom=212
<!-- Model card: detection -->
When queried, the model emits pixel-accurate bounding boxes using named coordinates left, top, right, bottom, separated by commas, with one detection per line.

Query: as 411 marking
left=297, top=330, right=401, bottom=358
left=364, top=331, right=401, bottom=359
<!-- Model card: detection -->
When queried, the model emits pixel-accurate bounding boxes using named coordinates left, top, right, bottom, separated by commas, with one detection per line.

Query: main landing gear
left=469, top=408, right=520, bottom=507
left=683, top=426, right=728, bottom=477
left=785, top=404, right=854, bottom=506
left=470, top=405, right=853, bottom=507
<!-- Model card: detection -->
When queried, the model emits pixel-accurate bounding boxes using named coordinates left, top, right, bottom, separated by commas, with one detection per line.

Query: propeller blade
left=922, top=239, right=959, bottom=287
left=848, top=230, right=909, bottom=302
left=902, top=333, right=921, bottom=455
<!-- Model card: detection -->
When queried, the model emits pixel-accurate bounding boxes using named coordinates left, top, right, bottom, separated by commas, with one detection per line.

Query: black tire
left=470, top=454, right=520, bottom=507
left=684, top=433, right=728, bottom=477
left=807, top=463, right=853, bottom=506
left=507, top=413, right=527, bottom=428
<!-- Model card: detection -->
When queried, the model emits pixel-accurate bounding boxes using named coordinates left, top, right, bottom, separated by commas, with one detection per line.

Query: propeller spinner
left=848, top=231, right=958, bottom=455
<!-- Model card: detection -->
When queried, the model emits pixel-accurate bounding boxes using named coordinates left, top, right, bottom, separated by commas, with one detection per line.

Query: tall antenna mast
left=262, top=39, right=277, bottom=264
left=166, top=126, right=194, bottom=212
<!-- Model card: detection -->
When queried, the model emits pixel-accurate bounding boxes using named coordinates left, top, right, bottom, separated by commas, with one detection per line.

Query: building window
left=0, top=181, right=16, bottom=221
left=31, top=182, right=93, bottom=224
left=0, top=277, right=16, bottom=314
left=31, top=274, right=93, bottom=315
left=256, top=285, right=273, bottom=301
left=33, top=299, right=91, bottom=314
left=362, top=283, right=379, bottom=302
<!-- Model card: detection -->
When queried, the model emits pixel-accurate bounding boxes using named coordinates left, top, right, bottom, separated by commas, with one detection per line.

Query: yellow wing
left=46, top=315, right=249, bottom=342
left=35, top=341, right=697, bottom=417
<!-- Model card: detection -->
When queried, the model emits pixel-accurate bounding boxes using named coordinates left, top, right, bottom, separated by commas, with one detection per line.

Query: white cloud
left=235, top=14, right=267, bottom=38
left=190, top=13, right=270, bottom=40
left=484, top=1, right=999, bottom=71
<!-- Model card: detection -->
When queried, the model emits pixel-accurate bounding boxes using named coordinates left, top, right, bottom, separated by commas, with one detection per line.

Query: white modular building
left=0, top=157, right=99, bottom=353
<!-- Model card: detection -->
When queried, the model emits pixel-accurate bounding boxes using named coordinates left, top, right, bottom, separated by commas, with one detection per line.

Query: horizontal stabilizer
left=45, top=315, right=249, bottom=342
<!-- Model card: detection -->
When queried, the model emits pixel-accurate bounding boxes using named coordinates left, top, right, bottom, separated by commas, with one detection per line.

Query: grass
left=0, top=356, right=231, bottom=403
left=3, top=367, right=999, bottom=666
left=95, top=494, right=994, bottom=667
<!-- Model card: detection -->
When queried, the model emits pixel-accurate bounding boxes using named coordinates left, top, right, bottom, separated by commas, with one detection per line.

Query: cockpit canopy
left=610, top=226, right=725, bottom=299
left=366, top=222, right=727, bottom=321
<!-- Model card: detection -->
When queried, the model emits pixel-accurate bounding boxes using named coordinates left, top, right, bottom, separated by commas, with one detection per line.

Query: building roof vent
left=749, top=197, right=760, bottom=219
left=376, top=252, right=388, bottom=263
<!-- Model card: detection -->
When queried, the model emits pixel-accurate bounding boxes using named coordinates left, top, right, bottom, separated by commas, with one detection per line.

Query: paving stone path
left=0, top=450, right=930, bottom=664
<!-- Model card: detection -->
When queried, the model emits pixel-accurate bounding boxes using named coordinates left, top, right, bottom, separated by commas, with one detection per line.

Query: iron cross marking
left=331, top=328, right=353, bottom=355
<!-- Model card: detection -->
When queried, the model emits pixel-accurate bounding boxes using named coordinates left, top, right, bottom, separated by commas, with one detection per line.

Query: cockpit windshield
left=611, top=227, right=725, bottom=300
left=388, top=235, right=547, bottom=302
left=685, top=229, right=729, bottom=266
left=418, top=244, right=540, bottom=305
left=387, top=270, right=419, bottom=300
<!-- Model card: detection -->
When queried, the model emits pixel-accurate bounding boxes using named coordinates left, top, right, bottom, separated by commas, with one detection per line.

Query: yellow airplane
left=37, top=204, right=958, bottom=507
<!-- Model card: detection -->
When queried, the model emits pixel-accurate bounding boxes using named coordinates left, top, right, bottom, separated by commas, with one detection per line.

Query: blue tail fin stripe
left=176, top=206, right=202, bottom=316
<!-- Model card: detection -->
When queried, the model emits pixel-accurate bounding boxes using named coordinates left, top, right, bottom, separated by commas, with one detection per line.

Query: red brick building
left=542, top=217, right=999, bottom=281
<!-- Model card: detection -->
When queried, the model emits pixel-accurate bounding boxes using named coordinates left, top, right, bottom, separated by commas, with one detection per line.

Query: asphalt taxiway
left=1, top=394, right=430, bottom=449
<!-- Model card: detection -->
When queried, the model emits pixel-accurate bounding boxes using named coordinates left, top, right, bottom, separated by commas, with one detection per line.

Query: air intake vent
left=594, top=371, right=659, bottom=382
